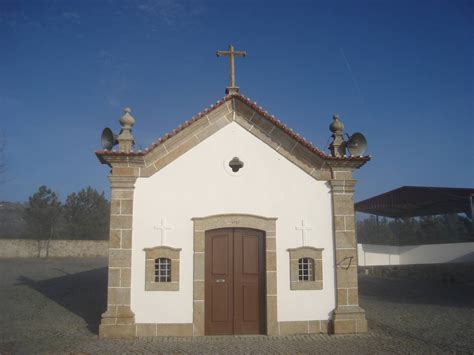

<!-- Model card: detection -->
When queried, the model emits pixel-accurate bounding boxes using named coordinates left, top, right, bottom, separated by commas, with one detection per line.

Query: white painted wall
left=399, top=243, right=474, bottom=264
left=131, top=122, right=335, bottom=324
left=357, top=242, right=474, bottom=266
left=357, top=244, right=400, bottom=266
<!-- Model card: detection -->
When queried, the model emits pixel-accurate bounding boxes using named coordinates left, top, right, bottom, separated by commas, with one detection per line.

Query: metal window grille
left=298, top=257, right=314, bottom=281
left=154, top=258, right=171, bottom=282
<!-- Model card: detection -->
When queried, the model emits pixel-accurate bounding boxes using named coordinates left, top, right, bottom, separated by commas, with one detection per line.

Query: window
left=287, top=246, right=324, bottom=290
left=298, top=257, right=314, bottom=281
left=229, top=157, right=244, bottom=172
left=154, top=258, right=171, bottom=282
left=143, top=246, right=181, bottom=291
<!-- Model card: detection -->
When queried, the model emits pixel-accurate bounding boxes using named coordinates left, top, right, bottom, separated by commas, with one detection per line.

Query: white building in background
left=358, top=242, right=474, bottom=266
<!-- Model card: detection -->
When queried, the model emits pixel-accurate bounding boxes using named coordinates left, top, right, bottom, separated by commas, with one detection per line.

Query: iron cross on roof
left=216, top=44, right=246, bottom=94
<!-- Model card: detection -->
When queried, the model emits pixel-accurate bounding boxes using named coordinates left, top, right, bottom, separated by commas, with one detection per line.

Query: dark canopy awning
left=355, top=186, right=474, bottom=218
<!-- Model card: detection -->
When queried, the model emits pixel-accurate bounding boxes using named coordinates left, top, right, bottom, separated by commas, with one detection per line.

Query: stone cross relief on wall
left=296, top=219, right=312, bottom=246
left=154, top=218, right=173, bottom=245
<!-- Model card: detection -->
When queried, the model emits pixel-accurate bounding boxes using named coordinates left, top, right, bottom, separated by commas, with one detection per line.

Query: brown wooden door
left=233, top=228, right=265, bottom=335
left=205, top=228, right=234, bottom=335
left=205, top=228, right=265, bottom=335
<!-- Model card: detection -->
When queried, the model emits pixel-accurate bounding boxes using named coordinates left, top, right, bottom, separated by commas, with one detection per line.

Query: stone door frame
left=192, top=214, right=278, bottom=336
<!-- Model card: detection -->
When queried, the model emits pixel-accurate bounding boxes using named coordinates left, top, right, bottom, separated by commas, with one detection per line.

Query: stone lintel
left=143, top=245, right=182, bottom=256
left=287, top=246, right=324, bottom=255
left=192, top=214, right=278, bottom=232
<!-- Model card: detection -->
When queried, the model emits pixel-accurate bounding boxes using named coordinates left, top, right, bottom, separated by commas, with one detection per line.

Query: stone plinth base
left=332, top=306, right=368, bottom=334
left=136, top=323, right=194, bottom=337
left=98, top=320, right=338, bottom=338
left=278, top=320, right=332, bottom=335
left=99, top=307, right=136, bottom=338
left=99, top=324, right=136, bottom=338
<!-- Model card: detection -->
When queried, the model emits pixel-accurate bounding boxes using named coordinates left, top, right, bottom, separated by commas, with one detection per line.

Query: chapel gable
left=97, top=94, right=369, bottom=182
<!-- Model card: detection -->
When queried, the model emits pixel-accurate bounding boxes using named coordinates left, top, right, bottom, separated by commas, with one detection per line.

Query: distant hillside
left=0, top=202, right=26, bottom=238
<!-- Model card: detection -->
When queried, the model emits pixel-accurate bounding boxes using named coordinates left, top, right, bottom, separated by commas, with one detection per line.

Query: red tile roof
left=96, top=93, right=370, bottom=163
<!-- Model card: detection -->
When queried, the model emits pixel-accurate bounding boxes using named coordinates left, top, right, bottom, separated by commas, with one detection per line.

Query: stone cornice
left=108, top=175, right=137, bottom=189
left=97, top=152, right=145, bottom=168
left=325, top=159, right=369, bottom=169
left=329, top=179, right=357, bottom=194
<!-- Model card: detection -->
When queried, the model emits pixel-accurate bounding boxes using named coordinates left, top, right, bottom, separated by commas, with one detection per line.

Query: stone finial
left=329, top=114, right=346, bottom=157
left=117, top=107, right=135, bottom=153
left=330, top=114, right=344, bottom=134
left=120, top=107, right=135, bottom=127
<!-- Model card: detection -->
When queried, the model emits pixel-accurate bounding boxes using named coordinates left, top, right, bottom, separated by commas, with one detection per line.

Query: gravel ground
left=0, top=258, right=473, bottom=354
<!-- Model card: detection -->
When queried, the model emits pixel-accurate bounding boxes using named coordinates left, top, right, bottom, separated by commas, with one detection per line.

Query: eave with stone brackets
left=95, top=93, right=371, bottom=181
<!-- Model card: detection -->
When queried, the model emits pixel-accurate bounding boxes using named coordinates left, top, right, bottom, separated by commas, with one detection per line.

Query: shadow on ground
left=16, top=267, right=107, bottom=334
left=359, top=274, right=474, bottom=308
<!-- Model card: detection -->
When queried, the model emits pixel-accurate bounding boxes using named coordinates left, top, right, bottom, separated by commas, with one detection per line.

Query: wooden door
left=233, top=228, right=265, bottom=334
left=205, top=228, right=265, bottom=335
left=205, top=228, right=234, bottom=335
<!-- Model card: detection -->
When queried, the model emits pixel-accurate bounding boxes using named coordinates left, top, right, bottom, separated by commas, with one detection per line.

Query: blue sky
left=0, top=0, right=472, bottom=203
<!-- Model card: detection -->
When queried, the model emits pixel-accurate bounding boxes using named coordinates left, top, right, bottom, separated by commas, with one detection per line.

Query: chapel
left=96, top=45, right=370, bottom=338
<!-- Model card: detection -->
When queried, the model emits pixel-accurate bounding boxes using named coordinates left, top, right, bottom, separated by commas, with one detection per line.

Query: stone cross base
left=226, top=86, right=240, bottom=94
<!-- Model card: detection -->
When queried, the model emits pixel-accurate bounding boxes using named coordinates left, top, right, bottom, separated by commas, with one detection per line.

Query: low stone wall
left=359, top=263, right=474, bottom=284
left=0, top=239, right=108, bottom=258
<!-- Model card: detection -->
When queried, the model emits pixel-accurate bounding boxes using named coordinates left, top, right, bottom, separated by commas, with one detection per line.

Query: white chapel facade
left=96, top=47, right=370, bottom=338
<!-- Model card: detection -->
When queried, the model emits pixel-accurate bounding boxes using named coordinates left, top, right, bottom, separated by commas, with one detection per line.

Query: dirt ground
left=0, top=258, right=473, bottom=354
